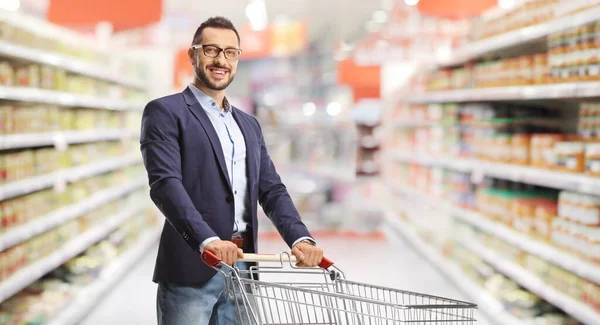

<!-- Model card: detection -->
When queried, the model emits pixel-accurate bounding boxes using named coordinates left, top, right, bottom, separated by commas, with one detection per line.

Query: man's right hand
left=204, top=240, right=244, bottom=266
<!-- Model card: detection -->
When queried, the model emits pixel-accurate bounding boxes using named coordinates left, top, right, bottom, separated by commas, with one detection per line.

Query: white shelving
left=0, top=155, right=142, bottom=201
left=454, top=210, right=600, bottom=286
left=45, top=226, right=160, bottom=325
left=0, top=40, right=145, bottom=90
left=0, top=204, right=145, bottom=304
left=0, top=86, right=140, bottom=111
left=408, top=82, right=600, bottom=104
left=390, top=151, right=600, bottom=195
left=0, top=128, right=137, bottom=150
left=465, top=241, right=600, bottom=325
left=0, top=180, right=145, bottom=252
left=388, top=182, right=600, bottom=286
left=383, top=211, right=523, bottom=325
left=433, top=7, right=600, bottom=68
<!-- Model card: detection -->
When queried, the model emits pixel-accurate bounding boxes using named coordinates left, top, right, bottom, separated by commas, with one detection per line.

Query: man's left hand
left=291, top=242, right=324, bottom=267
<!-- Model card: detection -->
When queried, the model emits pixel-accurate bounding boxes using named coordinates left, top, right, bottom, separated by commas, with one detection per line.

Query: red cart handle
left=201, top=251, right=334, bottom=269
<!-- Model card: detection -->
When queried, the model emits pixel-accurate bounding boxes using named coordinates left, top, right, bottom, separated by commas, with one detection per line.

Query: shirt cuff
left=199, top=236, right=220, bottom=252
left=292, top=236, right=316, bottom=248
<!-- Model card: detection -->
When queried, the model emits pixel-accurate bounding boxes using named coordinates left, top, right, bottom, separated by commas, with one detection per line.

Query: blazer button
left=226, top=196, right=233, bottom=204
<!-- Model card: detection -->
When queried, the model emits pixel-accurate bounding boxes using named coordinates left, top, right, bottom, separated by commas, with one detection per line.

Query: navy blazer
left=140, top=86, right=312, bottom=285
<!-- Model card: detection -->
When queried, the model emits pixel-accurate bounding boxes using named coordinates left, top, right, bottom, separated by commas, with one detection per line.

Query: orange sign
left=239, top=26, right=271, bottom=59
left=337, top=59, right=381, bottom=101
left=417, top=0, right=496, bottom=19
left=238, top=21, right=307, bottom=60
left=47, top=0, right=162, bottom=31
left=174, top=48, right=193, bottom=91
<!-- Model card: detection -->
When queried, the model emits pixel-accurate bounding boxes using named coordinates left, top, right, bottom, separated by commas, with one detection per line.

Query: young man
left=140, top=16, right=324, bottom=324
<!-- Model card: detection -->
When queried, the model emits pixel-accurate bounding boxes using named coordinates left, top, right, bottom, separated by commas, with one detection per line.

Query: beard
left=195, top=63, right=235, bottom=91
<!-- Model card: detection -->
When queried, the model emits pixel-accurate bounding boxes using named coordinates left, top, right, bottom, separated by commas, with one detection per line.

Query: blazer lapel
left=182, top=87, right=232, bottom=189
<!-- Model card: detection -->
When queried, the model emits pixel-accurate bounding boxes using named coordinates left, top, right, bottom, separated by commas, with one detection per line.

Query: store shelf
left=0, top=180, right=145, bottom=252
left=45, top=226, right=160, bottom=325
left=0, top=204, right=146, bottom=304
left=408, top=82, right=600, bottom=104
left=383, top=212, right=522, bottom=325
left=454, top=210, right=600, bottom=286
left=388, top=181, right=600, bottom=286
left=0, top=128, right=137, bottom=150
left=0, top=40, right=145, bottom=90
left=464, top=241, right=600, bottom=325
left=434, top=6, right=600, bottom=68
left=0, top=154, right=142, bottom=201
left=390, top=151, right=600, bottom=195
left=0, top=86, right=140, bottom=111
left=391, top=120, right=437, bottom=128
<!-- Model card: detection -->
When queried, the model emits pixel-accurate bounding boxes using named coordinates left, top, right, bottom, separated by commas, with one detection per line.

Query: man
left=140, top=16, right=324, bottom=325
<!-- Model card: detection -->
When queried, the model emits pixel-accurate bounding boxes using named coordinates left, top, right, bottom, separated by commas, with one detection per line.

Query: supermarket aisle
left=82, top=235, right=488, bottom=325
left=81, top=243, right=159, bottom=325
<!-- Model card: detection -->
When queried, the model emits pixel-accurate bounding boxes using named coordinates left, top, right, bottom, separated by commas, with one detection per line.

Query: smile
left=208, top=67, right=229, bottom=79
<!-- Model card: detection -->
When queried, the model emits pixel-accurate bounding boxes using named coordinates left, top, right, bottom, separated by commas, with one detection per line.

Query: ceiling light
left=498, top=0, right=516, bottom=9
left=327, top=102, right=342, bottom=116
left=404, top=0, right=419, bottom=6
left=302, top=102, right=316, bottom=117
left=246, top=0, right=268, bottom=31
left=372, top=10, right=388, bottom=24
left=0, top=0, right=20, bottom=11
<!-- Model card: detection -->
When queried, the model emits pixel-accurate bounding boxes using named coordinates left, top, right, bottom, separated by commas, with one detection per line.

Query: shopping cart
left=202, top=251, right=478, bottom=325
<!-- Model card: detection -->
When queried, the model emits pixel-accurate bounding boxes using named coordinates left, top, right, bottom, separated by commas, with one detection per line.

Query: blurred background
left=1, top=0, right=600, bottom=324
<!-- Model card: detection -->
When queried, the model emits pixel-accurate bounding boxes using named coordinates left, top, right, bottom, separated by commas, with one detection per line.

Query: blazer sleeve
left=140, top=99, right=218, bottom=250
left=254, top=119, right=312, bottom=248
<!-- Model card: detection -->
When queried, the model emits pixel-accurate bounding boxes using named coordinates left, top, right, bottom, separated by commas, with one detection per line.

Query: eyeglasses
left=192, top=44, right=242, bottom=60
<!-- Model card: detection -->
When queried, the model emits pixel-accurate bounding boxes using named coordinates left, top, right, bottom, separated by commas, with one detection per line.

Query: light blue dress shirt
left=189, top=84, right=313, bottom=253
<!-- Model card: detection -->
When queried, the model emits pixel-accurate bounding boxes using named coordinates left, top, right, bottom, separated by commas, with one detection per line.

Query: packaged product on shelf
left=585, top=143, right=600, bottom=176
left=40, top=65, right=57, bottom=90
left=15, top=64, right=40, bottom=88
left=0, top=62, right=14, bottom=86
left=554, top=141, right=586, bottom=172
left=583, top=282, right=600, bottom=311
left=530, top=134, right=566, bottom=169
left=533, top=198, right=558, bottom=241
left=2, top=150, right=35, bottom=183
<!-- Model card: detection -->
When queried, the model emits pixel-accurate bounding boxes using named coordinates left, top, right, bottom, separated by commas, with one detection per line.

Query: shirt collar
left=188, top=83, right=231, bottom=113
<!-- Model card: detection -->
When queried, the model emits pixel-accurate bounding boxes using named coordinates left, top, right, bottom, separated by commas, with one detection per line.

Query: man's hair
left=192, top=16, right=240, bottom=46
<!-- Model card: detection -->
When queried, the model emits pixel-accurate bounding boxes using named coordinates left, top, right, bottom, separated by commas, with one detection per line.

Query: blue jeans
left=157, top=263, right=250, bottom=325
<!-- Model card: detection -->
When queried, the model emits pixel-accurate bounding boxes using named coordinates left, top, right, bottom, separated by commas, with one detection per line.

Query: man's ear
left=188, top=48, right=195, bottom=65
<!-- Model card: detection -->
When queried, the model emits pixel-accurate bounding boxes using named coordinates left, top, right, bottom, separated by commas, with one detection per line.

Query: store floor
left=81, top=234, right=491, bottom=325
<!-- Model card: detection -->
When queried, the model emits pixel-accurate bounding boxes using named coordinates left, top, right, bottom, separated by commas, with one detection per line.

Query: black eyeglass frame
left=191, top=44, right=242, bottom=60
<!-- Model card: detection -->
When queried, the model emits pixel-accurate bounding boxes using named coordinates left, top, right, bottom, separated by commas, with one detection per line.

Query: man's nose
left=214, top=51, right=227, bottom=65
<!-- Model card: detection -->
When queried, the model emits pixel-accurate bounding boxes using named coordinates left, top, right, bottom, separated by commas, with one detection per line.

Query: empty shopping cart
left=202, top=251, right=477, bottom=325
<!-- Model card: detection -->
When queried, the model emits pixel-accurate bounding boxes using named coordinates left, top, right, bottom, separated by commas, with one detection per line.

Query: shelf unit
left=0, top=155, right=142, bottom=202
left=387, top=182, right=600, bottom=287
left=45, top=226, right=161, bottom=325
left=408, top=82, right=600, bottom=104
left=0, top=204, right=146, bottom=303
left=389, top=151, right=600, bottom=195
left=464, top=241, right=600, bottom=325
left=0, top=128, right=138, bottom=150
left=432, top=6, right=600, bottom=68
left=0, top=86, right=141, bottom=111
left=0, top=40, right=145, bottom=90
left=387, top=181, right=600, bottom=324
left=0, top=180, right=146, bottom=251
left=0, top=9, right=153, bottom=314
left=383, top=211, right=523, bottom=325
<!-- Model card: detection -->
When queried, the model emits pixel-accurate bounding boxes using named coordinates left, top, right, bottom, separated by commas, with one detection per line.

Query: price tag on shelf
left=470, top=169, right=485, bottom=184
left=53, top=174, right=67, bottom=194
left=52, top=133, right=68, bottom=152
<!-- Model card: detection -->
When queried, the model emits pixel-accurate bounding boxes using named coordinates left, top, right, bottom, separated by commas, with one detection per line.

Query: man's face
left=191, top=27, right=239, bottom=91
